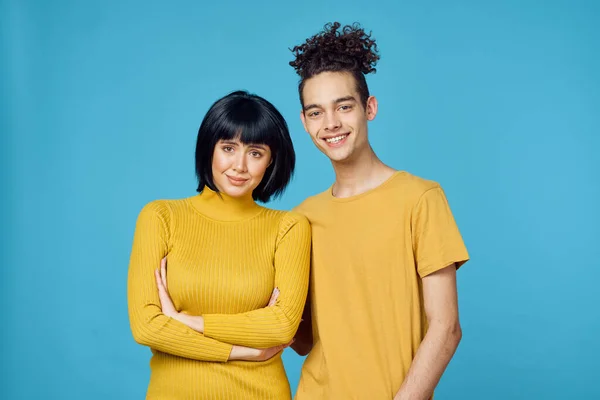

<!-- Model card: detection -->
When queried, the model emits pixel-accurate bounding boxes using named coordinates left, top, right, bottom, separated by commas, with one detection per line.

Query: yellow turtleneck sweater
left=127, top=188, right=311, bottom=399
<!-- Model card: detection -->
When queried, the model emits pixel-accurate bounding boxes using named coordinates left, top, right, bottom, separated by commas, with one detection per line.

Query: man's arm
left=290, top=299, right=313, bottom=356
left=394, top=263, right=462, bottom=400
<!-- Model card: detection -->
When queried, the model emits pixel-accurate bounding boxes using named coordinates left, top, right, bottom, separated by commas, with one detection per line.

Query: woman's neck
left=189, top=186, right=262, bottom=221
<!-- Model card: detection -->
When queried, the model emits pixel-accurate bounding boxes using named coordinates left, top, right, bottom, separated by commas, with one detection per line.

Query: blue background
left=2, top=0, right=599, bottom=398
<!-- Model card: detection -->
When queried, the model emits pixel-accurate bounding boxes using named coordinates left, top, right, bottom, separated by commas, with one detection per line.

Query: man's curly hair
left=290, top=22, right=380, bottom=107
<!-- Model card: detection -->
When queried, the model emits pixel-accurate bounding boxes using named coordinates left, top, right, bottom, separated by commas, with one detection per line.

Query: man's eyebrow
left=334, top=96, right=357, bottom=104
left=303, top=103, right=320, bottom=112
left=303, top=96, right=358, bottom=112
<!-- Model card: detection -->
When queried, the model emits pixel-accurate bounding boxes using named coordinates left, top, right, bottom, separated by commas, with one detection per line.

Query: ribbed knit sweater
left=127, top=187, right=311, bottom=399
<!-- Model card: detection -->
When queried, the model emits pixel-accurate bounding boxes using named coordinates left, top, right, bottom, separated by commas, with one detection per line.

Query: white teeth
left=325, top=134, right=347, bottom=143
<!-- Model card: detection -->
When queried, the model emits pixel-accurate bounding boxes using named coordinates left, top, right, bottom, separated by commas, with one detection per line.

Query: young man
left=289, top=23, right=470, bottom=400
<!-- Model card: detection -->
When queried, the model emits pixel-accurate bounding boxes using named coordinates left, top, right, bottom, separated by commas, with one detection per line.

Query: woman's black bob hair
left=195, top=90, right=295, bottom=203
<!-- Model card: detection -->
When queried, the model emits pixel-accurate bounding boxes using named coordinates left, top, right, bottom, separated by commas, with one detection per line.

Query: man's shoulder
left=293, top=188, right=331, bottom=217
left=390, top=171, right=441, bottom=195
left=291, top=171, right=442, bottom=216
left=377, top=171, right=444, bottom=210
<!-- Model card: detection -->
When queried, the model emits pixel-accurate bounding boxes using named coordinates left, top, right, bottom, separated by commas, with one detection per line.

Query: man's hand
left=393, top=264, right=462, bottom=400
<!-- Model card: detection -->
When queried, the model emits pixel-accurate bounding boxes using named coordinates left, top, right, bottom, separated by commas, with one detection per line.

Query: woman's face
left=211, top=137, right=272, bottom=198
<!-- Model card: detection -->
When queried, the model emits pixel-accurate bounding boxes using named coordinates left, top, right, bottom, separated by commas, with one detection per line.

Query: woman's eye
left=250, top=151, right=262, bottom=158
left=223, top=146, right=234, bottom=152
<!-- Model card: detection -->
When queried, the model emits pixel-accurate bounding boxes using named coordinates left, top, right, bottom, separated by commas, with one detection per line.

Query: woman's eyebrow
left=247, top=144, right=268, bottom=150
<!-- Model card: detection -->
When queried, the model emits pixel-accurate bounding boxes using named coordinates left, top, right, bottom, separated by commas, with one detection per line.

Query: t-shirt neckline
left=327, top=170, right=406, bottom=203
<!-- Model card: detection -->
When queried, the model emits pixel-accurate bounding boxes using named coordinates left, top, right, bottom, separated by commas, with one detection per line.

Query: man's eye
left=309, top=111, right=321, bottom=117
left=339, top=105, right=352, bottom=111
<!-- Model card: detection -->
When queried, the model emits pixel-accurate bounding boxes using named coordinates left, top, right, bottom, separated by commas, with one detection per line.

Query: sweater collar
left=189, top=186, right=263, bottom=222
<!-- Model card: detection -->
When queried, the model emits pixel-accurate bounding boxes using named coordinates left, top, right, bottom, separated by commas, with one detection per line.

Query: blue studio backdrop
left=2, top=0, right=599, bottom=399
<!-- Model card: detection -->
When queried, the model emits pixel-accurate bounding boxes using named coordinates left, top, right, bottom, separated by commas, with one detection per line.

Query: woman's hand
left=229, top=339, right=294, bottom=362
left=227, top=287, right=287, bottom=361
left=155, top=260, right=287, bottom=361
left=267, top=287, right=279, bottom=306
left=155, top=257, right=179, bottom=318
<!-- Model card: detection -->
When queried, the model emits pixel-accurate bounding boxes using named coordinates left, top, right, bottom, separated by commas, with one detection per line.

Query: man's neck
left=331, top=147, right=397, bottom=198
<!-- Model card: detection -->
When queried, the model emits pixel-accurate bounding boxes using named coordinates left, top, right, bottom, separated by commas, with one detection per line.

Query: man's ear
left=365, top=95, right=378, bottom=121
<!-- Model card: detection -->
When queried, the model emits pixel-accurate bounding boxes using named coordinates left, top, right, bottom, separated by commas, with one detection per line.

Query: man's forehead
left=303, top=73, right=358, bottom=104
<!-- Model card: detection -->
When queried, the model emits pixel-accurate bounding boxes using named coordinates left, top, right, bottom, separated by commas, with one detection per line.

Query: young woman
left=127, top=91, right=311, bottom=399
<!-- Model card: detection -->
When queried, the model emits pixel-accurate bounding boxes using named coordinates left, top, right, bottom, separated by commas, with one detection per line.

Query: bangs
left=212, top=99, right=279, bottom=148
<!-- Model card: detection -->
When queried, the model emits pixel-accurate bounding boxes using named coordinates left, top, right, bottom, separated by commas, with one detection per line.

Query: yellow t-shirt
left=294, top=171, right=469, bottom=400
left=127, top=187, right=311, bottom=399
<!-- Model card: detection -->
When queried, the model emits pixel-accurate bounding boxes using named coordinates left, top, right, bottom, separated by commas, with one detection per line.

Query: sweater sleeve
left=127, top=201, right=233, bottom=362
left=202, top=212, right=311, bottom=348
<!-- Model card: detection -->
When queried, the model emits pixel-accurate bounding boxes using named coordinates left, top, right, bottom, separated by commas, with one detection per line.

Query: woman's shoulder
left=137, top=197, right=196, bottom=224
left=258, top=207, right=308, bottom=223
left=139, top=197, right=190, bottom=213
left=256, top=207, right=309, bottom=234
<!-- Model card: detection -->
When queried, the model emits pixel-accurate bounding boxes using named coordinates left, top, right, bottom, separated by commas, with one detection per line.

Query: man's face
left=300, top=71, right=377, bottom=163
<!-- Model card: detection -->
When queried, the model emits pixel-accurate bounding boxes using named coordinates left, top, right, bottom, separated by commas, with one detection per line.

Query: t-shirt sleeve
left=411, top=186, right=469, bottom=277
